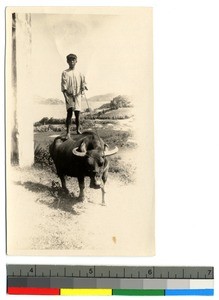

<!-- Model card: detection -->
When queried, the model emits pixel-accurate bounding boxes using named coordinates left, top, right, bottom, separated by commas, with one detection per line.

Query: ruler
left=7, top=265, right=214, bottom=296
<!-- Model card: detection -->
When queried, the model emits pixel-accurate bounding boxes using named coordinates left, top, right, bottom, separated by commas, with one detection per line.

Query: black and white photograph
left=6, top=7, right=154, bottom=256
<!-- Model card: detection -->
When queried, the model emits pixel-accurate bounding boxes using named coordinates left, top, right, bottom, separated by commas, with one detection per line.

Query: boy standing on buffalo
left=61, top=53, right=87, bottom=138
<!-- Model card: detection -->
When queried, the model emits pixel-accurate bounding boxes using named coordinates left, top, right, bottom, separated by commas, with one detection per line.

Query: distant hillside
left=45, top=98, right=64, bottom=105
left=98, top=107, right=134, bottom=119
left=98, top=103, right=111, bottom=109
left=87, top=93, right=116, bottom=103
left=34, top=95, right=64, bottom=105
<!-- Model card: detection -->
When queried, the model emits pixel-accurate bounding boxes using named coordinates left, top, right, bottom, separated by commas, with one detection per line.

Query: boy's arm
left=61, top=71, right=72, bottom=102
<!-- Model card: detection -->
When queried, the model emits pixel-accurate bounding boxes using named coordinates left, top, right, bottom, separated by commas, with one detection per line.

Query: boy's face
left=67, top=58, right=77, bottom=69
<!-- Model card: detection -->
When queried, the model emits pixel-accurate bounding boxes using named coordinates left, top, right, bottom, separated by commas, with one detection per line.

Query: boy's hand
left=63, top=91, right=70, bottom=103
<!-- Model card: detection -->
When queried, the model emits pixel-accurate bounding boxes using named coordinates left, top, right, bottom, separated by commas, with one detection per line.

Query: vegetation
left=109, top=155, right=136, bottom=184
left=85, top=108, right=93, bottom=113
left=110, top=95, right=133, bottom=110
left=34, top=117, right=66, bottom=126
left=34, top=144, right=55, bottom=170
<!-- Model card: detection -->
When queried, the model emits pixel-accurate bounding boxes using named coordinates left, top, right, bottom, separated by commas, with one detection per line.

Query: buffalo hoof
left=61, top=188, right=69, bottom=195
left=90, top=182, right=101, bottom=189
left=93, top=186, right=101, bottom=190
left=63, top=134, right=71, bottom=140
left=77, top=195, right=85, bottom=202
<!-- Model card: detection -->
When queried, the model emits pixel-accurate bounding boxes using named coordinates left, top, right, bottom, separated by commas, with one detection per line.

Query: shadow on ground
left=14, top=181, right=83, bottom=215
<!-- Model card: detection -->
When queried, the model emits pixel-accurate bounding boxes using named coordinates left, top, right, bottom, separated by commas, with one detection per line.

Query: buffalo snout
left=90, top=175, right=103, bottom=189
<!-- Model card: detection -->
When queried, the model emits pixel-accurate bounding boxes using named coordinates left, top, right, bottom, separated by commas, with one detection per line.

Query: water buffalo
left=49, top=132, right=118, bottom=205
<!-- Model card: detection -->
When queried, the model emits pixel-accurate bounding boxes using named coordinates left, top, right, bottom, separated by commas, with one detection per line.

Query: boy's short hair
left=66, top=53, right=77, bottom=60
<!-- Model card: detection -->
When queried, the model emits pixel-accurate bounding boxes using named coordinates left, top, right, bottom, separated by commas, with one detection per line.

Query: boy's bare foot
left=65, top=133, right=71, bottom=139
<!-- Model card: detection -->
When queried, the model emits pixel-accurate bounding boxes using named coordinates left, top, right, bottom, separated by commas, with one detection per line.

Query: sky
left=31, top=11, right=152, bottom=99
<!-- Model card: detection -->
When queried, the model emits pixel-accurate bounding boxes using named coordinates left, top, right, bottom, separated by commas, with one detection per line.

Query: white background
left=1, top=0, right=219, bottom=299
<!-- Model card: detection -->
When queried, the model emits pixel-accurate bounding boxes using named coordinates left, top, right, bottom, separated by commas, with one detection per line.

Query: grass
left=34, top=125, right=135, bottom=150
left=109, top=155, right=136, bottom=184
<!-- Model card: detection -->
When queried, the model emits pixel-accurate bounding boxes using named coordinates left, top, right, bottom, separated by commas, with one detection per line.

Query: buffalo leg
left=78, top=176, right=85, bottom=201
left=101, top=186, right=106, bottom=205
left=59, top=174, right=69, bottom=194
left=101, top=170, right=108, bottom=205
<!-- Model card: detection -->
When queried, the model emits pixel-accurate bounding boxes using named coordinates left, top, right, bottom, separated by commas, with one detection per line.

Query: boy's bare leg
left=75, top=110, right=82, bottom=134
left=65, top=107, right=73, bottom=139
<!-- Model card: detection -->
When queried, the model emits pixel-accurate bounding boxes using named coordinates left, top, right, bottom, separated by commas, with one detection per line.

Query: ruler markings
left=7, top=265, right=214, bottom=279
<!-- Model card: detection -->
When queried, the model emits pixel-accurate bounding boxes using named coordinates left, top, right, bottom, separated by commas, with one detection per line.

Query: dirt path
left=7, top=164, right=149, bottom=256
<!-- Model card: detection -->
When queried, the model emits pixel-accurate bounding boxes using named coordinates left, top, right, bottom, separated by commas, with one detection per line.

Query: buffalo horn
left=104, top=146, right=118, bottom=156
left=72, top=147, right=86, bottom=157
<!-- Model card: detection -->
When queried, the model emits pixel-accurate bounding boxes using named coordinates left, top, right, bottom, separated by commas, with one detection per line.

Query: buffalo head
left=72, top=137, right=118, bottom=189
